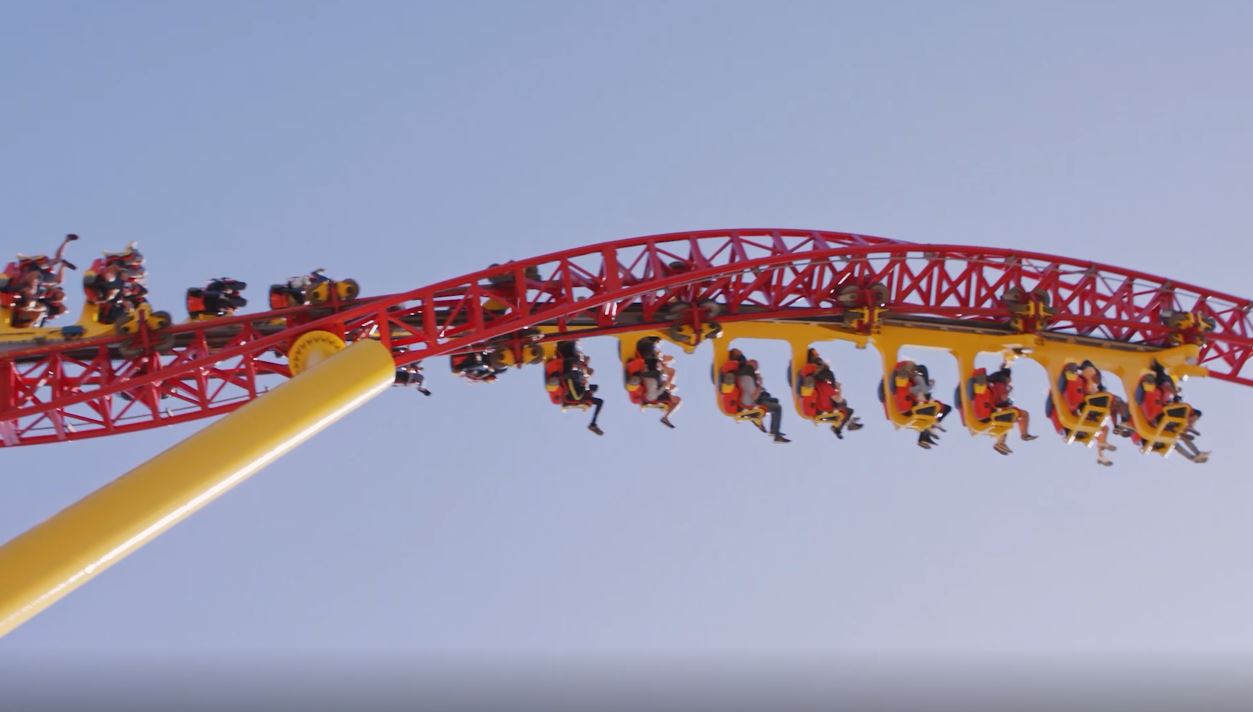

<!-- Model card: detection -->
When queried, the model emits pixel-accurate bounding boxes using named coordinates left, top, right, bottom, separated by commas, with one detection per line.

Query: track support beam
left=0, top=336, right=395, bottom=638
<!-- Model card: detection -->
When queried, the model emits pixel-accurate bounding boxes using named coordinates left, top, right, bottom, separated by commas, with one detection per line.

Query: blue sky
left=2, top=0, right=1252, bottom=668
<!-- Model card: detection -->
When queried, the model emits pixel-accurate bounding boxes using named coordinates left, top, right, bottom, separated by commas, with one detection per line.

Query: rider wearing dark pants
left=737, top=358, right=789, bottom=443
left=558, top=341, right=604, bottom=435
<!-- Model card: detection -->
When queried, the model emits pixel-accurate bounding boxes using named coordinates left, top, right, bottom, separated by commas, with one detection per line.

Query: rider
left=636, top=335, right=677, bottom=382
left=451, top=349, right=508, bottom=382
left=892, top=361, right=950, bottom=449
left=392, top=349, right=432, bottom=396
left=83, top=259, right=125, bottom=323
left=202, top=278, right=248, bottom=316
left=1079, top=361, right=1121, bottom=466
left=555, top=340, right=605, bottom=435
left=628, top=336, right=682, bottom=428
left=984, top=362, right=1038, bottom=455
left=1, top=234, right=77, bottom=327
left=727, top=348, right=790, bottom=444
left=1045, top=362, right=1116, bottom=466
left=1138, top=362, right=1209, bottom=463
left=84, top=242, right=147, bottom=324
left=799, top=348, right=862, bottom=438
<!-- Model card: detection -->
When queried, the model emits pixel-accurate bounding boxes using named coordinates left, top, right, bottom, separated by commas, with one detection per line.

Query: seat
left=709, top=338, right=770, bottom=429
left=878, top=370, right=940, bottom=432
left=789, top=344, right=851, bottom=428
left=1053, top=391, right=1112, bottom=446
left=956, top=370, right=1018, bottom=438
left=1128, top=376, right=1194, bottom=456
left=544, top=357, right=587, bottom=409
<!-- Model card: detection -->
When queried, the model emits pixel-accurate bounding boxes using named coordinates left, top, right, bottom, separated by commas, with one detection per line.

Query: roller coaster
left=1, top=228, right=1248, bottom=457
left=2, top=227, right=1250, bottom=636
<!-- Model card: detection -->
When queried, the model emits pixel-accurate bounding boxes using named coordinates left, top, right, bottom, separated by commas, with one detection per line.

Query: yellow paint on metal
left=708, top=322, right=868, bottom=428
left=692, top=320, right=1207, bottom=446
left=0, top=336, right=395, bottom=639
left=488, top=315, right=1208, bottom=448
left=1028, top=338, right=1203, bottom=455
left=0, top=302, right=119, bottom=347
left=287, top=329, right=347, bottom=375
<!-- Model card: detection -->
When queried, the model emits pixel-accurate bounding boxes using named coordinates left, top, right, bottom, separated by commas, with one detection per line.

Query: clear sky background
left=3, top=0, right=1253, bottom=677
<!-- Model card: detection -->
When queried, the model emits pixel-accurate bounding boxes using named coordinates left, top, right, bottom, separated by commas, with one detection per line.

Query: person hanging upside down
left=626, top=336, right=682, bottom=428
left=550, top=340, right=605, bottom=435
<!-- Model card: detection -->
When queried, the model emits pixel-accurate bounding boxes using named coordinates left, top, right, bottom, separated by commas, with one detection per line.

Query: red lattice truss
left=2, top=228, right=1249, bottom=448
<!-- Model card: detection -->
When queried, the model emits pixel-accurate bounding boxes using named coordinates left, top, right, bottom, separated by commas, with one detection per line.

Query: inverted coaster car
left=711, top=344, right=768, bottom=430
left=954, top=367, right=1018, bottom=438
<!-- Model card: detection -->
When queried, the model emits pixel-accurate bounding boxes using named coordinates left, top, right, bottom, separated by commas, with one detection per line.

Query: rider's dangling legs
left=642, top=371, right=681, bottom=428
left=736, top=360, right=789, bottom=444
left=744, top=385, right=786, bottom=443
left=558, top=341, right=604, bottom=435
left=568, top=377, right=604, bottom=435
left=761, top=395, right=784, bottom=440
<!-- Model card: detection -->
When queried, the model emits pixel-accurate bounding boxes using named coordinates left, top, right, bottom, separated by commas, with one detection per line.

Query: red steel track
left=2, top=228, right=1250, bottom=448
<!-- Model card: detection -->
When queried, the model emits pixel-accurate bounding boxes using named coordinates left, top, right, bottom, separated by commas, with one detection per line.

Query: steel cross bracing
left=1, top=228, right=1250, bottom=447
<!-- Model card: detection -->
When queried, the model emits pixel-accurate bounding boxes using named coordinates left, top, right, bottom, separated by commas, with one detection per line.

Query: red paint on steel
left=1, top=228, right=1249, bottom=447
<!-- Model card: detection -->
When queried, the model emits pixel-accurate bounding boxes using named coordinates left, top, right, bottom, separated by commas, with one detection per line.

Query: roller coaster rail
left=2, top=227, right=1251, bottom=448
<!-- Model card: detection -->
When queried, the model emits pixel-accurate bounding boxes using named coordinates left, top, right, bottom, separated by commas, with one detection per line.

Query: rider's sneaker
left=1021, top=433, right=1038, bottom=441
left=773, top=433, right=791, bottom=444
left=588, top=424, right=604, bottom=436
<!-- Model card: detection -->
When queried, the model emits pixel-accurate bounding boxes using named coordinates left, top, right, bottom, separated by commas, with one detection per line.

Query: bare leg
left=660, top=395, right=681, bottom=428
left=1173, top=435, right=1209, bottom=462
left=1173, top=440, right=1198, bottom=460
left=1017, top=408, right=1037, bottom=440
left=1096, top=427, right=1114, bottom=466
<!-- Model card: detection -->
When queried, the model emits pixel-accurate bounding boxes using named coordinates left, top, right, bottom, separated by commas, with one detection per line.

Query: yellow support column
left=0, top=335, right=396, bottom=638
